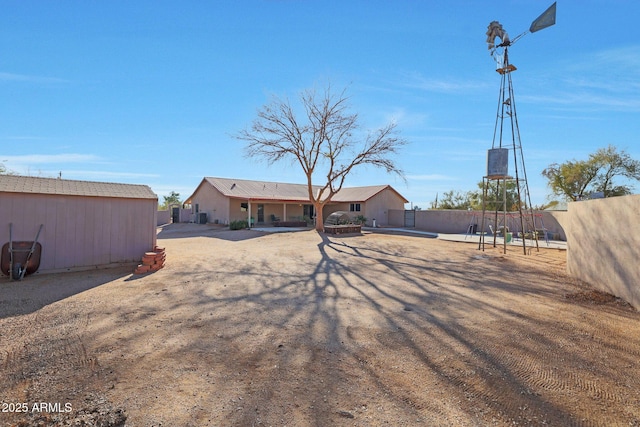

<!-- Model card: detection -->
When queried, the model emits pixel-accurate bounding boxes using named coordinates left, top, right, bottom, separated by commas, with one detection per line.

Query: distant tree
left=0, top=162, right=17, bottom=175
left=160, top=191, right=181, bottom=209
left=434, top=180, right=521, bottom=211
left=591, top=145, right=640, bottom=197
left=541, top=160, right=599, bottom=202
left=436, top=190, right=472, bottom=210
left=542, top=145, right=640, bottom=201
left=468, top=180, right=522, bottom=211
left=236, top=84, right=407, bottom=232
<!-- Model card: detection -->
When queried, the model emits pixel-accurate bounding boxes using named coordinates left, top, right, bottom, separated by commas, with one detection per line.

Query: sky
left=1, top=1, right=639, bottom=209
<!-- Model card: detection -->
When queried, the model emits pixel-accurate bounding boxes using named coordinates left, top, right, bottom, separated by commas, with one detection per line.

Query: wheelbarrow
left=1, top=223, right=43, bottom=280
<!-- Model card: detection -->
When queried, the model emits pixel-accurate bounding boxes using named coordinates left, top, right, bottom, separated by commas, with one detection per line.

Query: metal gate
left=171, top=207, right=180, bottom=223
left=404, top=210, right=415, bottom=228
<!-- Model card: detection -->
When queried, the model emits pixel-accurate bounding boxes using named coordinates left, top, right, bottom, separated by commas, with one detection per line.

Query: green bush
left=230, top=219, right=248, bottom=230
left=354, top=215, right=367, bottom=225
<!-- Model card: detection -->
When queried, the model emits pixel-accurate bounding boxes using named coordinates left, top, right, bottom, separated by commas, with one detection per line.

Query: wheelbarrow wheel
left=12, top=263, right=22, bottom=280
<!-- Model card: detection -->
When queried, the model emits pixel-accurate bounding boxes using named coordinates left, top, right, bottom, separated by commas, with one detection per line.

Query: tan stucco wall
left=1, top=192, right=157, bottom=273
left=190, top=183, right=231, bottom=224
left=566, top=195, right=640, bottom=310
left=388, top=209, right=404, bottom=226
left=365, top=188, right=406, bottom=226
left=228, top=200, right=305, bottom=224
left=324, top=188, right=406, bottom=226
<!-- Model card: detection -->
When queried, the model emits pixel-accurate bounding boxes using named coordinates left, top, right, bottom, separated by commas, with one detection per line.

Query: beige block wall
left=566, top=195, right=640, bottom=310
left=388, top=209, right=567, bottom=238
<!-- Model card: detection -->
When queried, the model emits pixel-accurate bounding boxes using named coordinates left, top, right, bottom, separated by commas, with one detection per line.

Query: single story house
left=183, top=177, right=408, bottom=227
left=0, top=175, right=158, bottom=274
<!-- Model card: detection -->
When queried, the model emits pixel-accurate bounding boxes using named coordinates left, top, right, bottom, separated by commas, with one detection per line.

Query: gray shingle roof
left=0, top=175, right=157, bottom=200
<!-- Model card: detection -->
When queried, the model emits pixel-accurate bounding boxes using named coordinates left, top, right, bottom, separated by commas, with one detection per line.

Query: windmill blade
left=529, top=2, right=556, bottom=33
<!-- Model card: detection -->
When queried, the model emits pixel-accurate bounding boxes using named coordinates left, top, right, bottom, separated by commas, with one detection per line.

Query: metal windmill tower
left=479, top=2, right=556, bottom=254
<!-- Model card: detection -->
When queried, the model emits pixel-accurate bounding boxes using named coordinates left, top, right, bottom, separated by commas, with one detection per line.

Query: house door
left=257, top=204, right=264, bottom=223
left=171, top=207, right=180, bottom=223
left=303, top=204, right=315, bottom=221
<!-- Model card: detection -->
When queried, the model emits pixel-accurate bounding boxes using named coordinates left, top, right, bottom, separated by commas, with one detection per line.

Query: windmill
left=479, top=2, right=556, bottom=255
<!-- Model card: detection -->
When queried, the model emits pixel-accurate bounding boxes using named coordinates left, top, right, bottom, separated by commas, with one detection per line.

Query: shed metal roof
left=0, top=175, right=157, bottom=200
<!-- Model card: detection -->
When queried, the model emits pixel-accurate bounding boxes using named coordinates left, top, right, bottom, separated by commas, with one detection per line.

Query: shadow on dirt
left=90, top=230, right=640, bottom=425
left=0, top=266, right=133, bottom=319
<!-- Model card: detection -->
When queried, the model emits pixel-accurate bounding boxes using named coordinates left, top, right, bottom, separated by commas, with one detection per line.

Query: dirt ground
left=1, top=223, right=639, bottom=427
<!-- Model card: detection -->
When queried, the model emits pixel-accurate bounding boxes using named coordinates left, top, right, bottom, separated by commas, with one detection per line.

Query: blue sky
left=1, top=1, right=639, bottom=208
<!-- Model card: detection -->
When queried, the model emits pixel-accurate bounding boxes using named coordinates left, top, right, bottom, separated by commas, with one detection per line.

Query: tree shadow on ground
left=107, top=232, right=640, bottom=424
left=13, top=230, right=639, bottom=426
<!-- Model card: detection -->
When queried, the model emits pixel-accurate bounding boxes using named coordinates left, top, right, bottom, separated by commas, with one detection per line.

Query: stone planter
left=323, top=224, right=362, bottom=234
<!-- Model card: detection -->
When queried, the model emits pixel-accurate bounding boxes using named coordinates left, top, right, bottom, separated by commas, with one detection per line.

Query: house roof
left=185, top=177, right=408, bottom=204
left=201, top=177, right=314, bottom=202
left=0, top=175, right=157, bottom=200
left=329, top=184, right=408, bottom=203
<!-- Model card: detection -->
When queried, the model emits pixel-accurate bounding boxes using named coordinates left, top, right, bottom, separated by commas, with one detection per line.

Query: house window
left=350, top=203, right=361, bottom=212
left=241, top=202, right=248, bottom=212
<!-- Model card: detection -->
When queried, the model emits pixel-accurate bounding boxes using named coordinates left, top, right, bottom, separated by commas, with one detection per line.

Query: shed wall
left=1, top=193, right=157, bottom=273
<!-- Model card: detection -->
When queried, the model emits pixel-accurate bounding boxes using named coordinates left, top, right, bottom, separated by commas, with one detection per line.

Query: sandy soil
left=1, top=223, right=639, bottom=426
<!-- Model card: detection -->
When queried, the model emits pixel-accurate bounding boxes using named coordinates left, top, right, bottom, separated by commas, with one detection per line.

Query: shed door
left=404, top=210, right=415, bottom=228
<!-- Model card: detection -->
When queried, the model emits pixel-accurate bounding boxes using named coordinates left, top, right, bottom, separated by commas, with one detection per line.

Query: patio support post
left=283, top=203, right=287, bottom=221
left=248, top=200, right=252, bottom=228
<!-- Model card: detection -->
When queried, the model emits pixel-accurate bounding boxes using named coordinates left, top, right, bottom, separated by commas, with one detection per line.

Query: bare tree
left=236, top=85, right=407, bottom=231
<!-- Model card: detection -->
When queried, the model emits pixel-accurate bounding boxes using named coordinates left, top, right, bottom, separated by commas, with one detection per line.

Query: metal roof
left=0, top=175, right=157, bottom=200
left=186, top=177, right=407, bottom=203
left=204, top=177, right=315, bottom=202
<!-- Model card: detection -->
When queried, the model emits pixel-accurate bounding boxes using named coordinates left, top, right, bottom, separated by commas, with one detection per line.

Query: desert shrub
left=230, top=219, right=248, bottom=230
left=354, top=215, right=367, bottom=225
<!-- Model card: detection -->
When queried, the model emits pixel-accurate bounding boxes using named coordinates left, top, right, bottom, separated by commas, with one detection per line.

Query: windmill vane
left=485, top=2, right=556, bottom=55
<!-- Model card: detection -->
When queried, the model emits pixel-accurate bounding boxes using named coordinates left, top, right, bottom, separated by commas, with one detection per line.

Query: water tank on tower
left=486, top=148, right=509, bottom=178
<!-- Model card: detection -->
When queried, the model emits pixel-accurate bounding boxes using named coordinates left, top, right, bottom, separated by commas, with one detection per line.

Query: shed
left=0, top=175, right=158, bottom=274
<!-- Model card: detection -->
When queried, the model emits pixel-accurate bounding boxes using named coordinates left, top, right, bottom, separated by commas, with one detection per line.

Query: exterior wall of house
left=322, top=189, right=406, bottom=226
left=229, top=199, right=306, bottom=224
left=323, top=203, right=351, bottom=220
left=363, top=189, right=406, bottom=226
left=566, top=195, right=640, bottom=310
left=190, top=184, right=231, bottom=224
left=1, top=192, right=157, bottom=273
